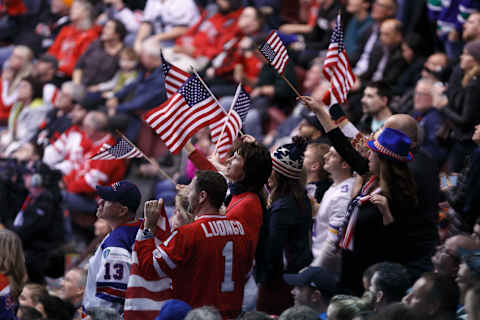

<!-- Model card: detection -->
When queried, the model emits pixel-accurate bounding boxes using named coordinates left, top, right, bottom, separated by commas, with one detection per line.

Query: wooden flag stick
left=116, top=130, right=176, bottom=185
left=280, top=73, right=302, bottom=98
left=213, top=83, right=242, bottom=156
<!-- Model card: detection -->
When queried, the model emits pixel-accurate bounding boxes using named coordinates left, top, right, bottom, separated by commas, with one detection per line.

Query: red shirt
left=136, top=215, right=254, bottom=318
left=48, top=24, right=101, bottom=76
left=177, top=9, right=243, bottom=59
left=63, top=134, right=126, bottom=195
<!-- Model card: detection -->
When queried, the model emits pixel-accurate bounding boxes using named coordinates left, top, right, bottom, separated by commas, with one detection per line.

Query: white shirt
left=143, top=0, right=200, bottom=34
left=311, top=176, right=355, bottom=273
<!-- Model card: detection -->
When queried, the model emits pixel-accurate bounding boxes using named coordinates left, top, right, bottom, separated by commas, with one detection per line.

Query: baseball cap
left=155, top=299, right=192, bottom=320
left=96, top=180, right=141, bottom=212
left=301, top=110, right=326, bottom=135
left=283, top=266, right=338, bottom=296
left=458, top=247, right=480, bottom=276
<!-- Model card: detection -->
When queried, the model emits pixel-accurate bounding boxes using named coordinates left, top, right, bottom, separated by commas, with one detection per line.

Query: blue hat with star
left=271, top=137, right=307, bottom=179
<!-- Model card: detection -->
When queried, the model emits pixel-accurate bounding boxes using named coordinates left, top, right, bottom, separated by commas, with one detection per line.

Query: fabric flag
left=161, top=56, right=190, bottom=98
left=124, top=207, right=173, bottom=319
left=259, top=30, right=289, bottom=75
left=322, top=13, right=356, bottom=105
left=90, top=138, right=142, bottom=160
left=210, top=85, right=251, bottom=159
left=143, top=75, right=225, bottom=155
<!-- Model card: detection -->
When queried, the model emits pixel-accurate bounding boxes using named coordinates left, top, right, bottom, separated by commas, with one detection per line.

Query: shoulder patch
left=103, top=248, right=111, bottom=259
left=341, top=184, right=349, bottom=193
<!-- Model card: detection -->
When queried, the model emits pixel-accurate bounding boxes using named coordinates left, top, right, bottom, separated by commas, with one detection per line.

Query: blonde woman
left=434, top=39, right=480, bottom=172
left=0, top=229, right=28, bottom=319
left=0, top=46, right=34, bottom=125
left=171, top=186, right=194, bottom=230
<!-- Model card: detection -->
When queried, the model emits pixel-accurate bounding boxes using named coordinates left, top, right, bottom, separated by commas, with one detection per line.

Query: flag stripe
left=259, top=30, right=290, bottom=75
left=322, top=14, right=356, bottom=105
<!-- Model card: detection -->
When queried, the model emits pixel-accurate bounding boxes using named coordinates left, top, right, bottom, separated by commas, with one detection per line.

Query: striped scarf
left=339, top=176, right=380, bottom=251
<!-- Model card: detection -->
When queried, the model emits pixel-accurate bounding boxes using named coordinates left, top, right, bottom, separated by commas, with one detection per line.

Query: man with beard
left=136, top=170, right=254, bottom=318
left=358, top=81, right=392, bottom=134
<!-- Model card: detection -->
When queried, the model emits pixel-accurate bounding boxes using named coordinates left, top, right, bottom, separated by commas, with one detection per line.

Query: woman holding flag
left=302, top=96, right=421, bottom=296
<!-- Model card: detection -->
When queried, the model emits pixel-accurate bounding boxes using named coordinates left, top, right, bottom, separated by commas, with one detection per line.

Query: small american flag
left=210, top=85, right=251, bottom=159
left=90, top=138, right=142, bottom=160
left=144, top=74, right=225, bottom=155
left=161, top=55, right=189, bottom=98
left=259, top=31, right=289, bottom=75
left=322, top=13, right=356, bottom=105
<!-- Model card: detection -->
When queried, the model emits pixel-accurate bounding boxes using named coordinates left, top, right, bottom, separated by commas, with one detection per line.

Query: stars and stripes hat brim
left=366, top=128, right=413, bottom=162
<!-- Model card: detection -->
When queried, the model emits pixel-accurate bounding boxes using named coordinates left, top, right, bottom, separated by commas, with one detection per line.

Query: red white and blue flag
left=90, top=138, right=143, bottom=160
left=144, top=75, right=225, bottom=154
left=322, top=13, right=356, bottom=105
left=161, top=57, right=190, bottom=98
left=210, top=85, right=251, bottom=160
left=259, top=30, right=289, bottom=75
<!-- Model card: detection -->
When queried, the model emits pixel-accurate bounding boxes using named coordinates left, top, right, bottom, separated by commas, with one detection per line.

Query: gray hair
left=85, top=307, right=121, bottom=320
left=184, top=306, right=222, bottom=320
left=278, top=306, right=318, bottom=320
left=61, top=81, right=87, bottom=103
left=142, top=37, right=163, bottom=58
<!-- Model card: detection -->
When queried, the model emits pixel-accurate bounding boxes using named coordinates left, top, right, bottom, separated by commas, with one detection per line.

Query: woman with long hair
left=0, top=229, right=28, bottom=319
left=303, top=96, right=431, bottom=295
left=256, top=136, right=313, bottom=315
left=0, top=45, right=34, bottom=126
left=435, top=39, right=480, bottom=172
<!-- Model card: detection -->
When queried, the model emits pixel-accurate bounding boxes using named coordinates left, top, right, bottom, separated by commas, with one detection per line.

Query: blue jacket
left=115, top=66, right=167, bottom=113
left=412, top=107, right=448, bottom=166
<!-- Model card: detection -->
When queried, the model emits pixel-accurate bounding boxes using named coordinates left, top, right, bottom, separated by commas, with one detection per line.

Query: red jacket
left=48, top=24, right=101, bottom=76
left=177, top=9, right=243, bottom=59
left=63, top=134, right=126, bottom=196
left=0, top=0, right=26, bottom=15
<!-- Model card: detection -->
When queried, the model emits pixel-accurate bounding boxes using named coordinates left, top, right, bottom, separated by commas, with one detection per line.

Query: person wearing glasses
left=431, top=235, right=479, bottom=278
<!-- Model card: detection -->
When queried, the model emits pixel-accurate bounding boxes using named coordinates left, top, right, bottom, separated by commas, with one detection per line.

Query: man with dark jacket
left=11, top=160, right=64, bottom=283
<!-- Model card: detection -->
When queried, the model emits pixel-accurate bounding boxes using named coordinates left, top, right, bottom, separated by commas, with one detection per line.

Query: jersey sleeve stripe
left=154, top=247, right=176, bottom=269
left=95, top=292, right=125, bottom=304
left=97, top=287, right=126, bottom=298
left=96, top=282, right=128, bottom=290
left=153, top=255, right=168, bottom=278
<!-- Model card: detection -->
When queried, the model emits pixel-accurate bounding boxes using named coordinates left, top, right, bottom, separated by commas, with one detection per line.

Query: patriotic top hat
left=367, top=128, right=413, bottom=162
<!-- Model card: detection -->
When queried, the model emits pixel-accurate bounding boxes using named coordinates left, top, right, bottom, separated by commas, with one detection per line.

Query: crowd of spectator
left=0, top=0, right=480, bottom=319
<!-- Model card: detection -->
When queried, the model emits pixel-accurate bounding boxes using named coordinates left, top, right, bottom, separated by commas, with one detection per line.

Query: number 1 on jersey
left=221, top=241, right=235, bottom=292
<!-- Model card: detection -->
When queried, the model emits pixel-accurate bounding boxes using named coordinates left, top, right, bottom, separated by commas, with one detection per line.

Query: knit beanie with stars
left=271, top=136, right=308, bottom=179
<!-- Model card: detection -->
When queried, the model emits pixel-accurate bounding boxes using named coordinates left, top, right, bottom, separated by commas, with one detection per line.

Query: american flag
left=259, top=30, right=289, bottom=75
left=143, top=74, right=225, bottom=155
left=210, top=85, right=251, bottom=159
left=322, top=13, right=356, bottom=105
left=90, top=138, right=142, bottom=160
left=124, top=207, right=173, bottom=320
left=161, top=55, right=189, bottom=98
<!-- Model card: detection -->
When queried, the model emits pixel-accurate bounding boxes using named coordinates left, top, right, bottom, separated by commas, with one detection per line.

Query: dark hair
left=37, top=293, right=75, bottom=320
left=37, top=54, right=58, bottom=70
left=230, top=140, right=272, bottom=194
left=365, top=81, right=392, bottom=105
left=194, top=171, right=228, bottom=209
left=370, top=262, right=412, bottom=304
left=378, top=158, right=418, bottom=207
left=404, top=33, right=426, bottom=57
left=17, top=305, right=43, bottom=320
left=421, top=272, right=459, bottom=314
left=369, top=303, right=418, bottom=320
left=109, top=19, right=127, bottom=41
